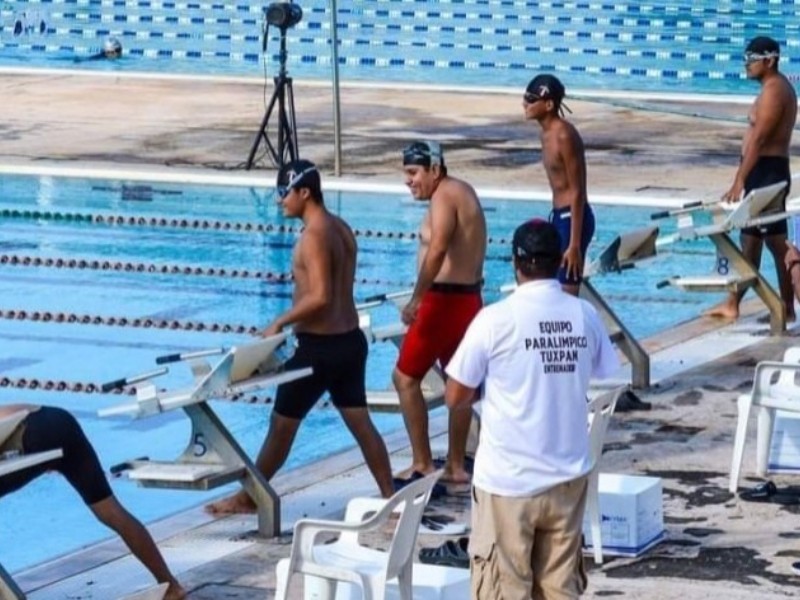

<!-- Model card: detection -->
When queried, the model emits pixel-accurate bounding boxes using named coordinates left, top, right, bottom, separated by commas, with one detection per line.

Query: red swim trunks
left=396, top=282, right=482, bottom=379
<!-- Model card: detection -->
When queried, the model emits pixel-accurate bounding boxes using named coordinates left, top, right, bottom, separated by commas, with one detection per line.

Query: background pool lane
left=1, top=0, right=798, bottom=92
left=0, top=172, right=752, bottom=571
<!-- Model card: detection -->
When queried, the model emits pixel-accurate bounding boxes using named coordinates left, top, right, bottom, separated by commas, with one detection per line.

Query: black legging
left=0, top=406, right=112, bottom=505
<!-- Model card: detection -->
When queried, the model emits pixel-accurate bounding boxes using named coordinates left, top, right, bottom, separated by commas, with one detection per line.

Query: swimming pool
left=1, top=0, right=798, bottom=93
left=0, top=171, right=756, bottom=571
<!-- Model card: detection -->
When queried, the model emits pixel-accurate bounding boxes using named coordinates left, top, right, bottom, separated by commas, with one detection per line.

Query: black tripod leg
left=282, top=78, right=299, bottom=163
left=246, top=82, right=282, bottom=170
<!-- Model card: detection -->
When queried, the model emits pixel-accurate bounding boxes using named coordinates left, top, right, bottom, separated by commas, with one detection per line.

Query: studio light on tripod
left=265, top=1, right=302, bottom=30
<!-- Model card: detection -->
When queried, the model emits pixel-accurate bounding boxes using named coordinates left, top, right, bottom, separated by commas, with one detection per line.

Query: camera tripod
left=246, top=27, right=298, bottom=171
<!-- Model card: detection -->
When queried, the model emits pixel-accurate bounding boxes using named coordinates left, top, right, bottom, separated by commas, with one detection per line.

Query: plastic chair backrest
left=767, top=346, right=800, bottom=400
left=587, top=388, right=623, bottom=469
left=340, top=469, right=443, bottom=581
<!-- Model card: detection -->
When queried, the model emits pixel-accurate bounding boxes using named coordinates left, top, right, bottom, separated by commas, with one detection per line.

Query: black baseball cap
left=512, top=219, right=562, bottom=263
left=402, top=141, right=444, bottom=168
left=276, top=159, right=320, bottom=199
left=746, top=36, right=780, bottom=56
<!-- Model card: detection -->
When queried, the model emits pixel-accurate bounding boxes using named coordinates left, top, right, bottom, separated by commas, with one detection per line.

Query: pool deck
left=3, top=70, right=800, bottom=598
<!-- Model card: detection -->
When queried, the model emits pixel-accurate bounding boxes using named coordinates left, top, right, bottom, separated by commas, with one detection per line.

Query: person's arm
left=561, top=129, right=588, bottom=281
left=445, top=378, right=477, bottom=411
left=402, top=192, right=457, bottom=324
left=723, top=82, right=785, bottom=202
left=262, top=231, right=331, bottom=336
left=445, top=311, right=490, bottom=409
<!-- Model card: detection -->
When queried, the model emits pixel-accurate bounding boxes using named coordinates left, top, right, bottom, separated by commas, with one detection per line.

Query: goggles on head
left=744, top=51, right=779, bottom=64
left=277, top=166, right=317, bottom=199
left=402, top=142, right=442, bottom=167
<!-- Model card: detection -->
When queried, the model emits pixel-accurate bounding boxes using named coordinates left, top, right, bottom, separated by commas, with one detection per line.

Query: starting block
left=99, top=334, right=312, bottom=537
left=654, top=181, right=791, bottom=334
left=358, top=305, right=446, bottom=412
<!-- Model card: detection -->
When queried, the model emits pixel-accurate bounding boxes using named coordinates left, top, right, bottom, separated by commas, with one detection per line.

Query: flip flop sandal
left=418, top=537, right=470, bottom=569
left=739, top=481, right=800, bottom=505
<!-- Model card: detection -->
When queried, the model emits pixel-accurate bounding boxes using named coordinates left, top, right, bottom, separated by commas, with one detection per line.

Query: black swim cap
left=276, top=159, right=321, bottom=200
left=525, top=74, right=566, bottom=103
left=746, top=36, right=780, bottom=56
left=403, top=141, right=444, bottom=168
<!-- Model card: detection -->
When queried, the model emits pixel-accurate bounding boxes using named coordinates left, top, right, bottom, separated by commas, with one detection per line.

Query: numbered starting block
left=358, top=291, right=446, bottom=411
left=654, top=181, right=791, bottom=334
left=99, top=334, right=312, bottom=537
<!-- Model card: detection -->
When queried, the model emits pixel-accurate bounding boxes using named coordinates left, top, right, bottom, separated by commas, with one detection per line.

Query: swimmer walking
left=206, top=160, right=394, bottom=515
left=393, top=142, right=487, bottom=484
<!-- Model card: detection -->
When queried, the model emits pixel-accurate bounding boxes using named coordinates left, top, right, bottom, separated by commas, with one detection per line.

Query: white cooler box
left=583, top=473, right=664, bottom=557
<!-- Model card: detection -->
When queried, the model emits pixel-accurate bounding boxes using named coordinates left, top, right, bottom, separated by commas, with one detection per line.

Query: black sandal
left=418, top=537, right=470, bottom=569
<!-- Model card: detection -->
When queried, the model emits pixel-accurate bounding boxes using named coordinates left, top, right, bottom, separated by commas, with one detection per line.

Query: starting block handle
left=655, top=278, right=672, bottom=290
left=101, top=367, right=168, bottom=393
left=156, top=347, right=225, bottom=365
left=651, top=199, right=715, bottom=221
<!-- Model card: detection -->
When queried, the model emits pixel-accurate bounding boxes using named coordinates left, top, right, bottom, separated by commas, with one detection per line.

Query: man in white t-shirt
left=445, top=218, right=619, bottom=600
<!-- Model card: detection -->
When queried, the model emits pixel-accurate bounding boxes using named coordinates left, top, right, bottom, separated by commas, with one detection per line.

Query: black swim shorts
left=274, top=328, right=368, bottom=420
left=0, top=406, right=112, bottom=505
left=741, top=156, right=791, bottom=238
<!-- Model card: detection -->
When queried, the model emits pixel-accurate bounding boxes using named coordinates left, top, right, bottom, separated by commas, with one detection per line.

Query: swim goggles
left=744, top=51, right=779, bottom=65
left=276, top=166, right=317, bottom=199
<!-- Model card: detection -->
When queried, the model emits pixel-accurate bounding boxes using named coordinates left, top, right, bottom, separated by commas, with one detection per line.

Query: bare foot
left=703, top=302, right=739, bottom=320
left=440, top=467, right=471, bottom=485
left=205, top=491, right=256, bottom=515
left=164, top=582, right=187, bottom=600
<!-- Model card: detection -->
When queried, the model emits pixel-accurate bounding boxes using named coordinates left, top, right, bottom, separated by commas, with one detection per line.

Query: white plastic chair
left=729, top=347, right=800, bottom=493
left=585, top=387, right=623, bottom=565
left=275, top=470, right=443, bottom=600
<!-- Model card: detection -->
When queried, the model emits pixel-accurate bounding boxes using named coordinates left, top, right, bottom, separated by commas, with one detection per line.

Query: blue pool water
left=0, top=172, right=768, bottom=571
left=0, top=0, right=798, bottom=93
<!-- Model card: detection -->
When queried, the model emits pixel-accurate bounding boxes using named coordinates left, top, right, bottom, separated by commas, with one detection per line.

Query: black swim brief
left=0, top=406, right=112, bottom=505
left=274, top=328, right=368, bottom=420
left=742, top=156, right=791, bottom=238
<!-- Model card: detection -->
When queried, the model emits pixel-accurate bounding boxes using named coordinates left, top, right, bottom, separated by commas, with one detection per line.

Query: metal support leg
left=709, top=232, right=786, bottom=335
left=182, top=403, right=280, bottom=537
left=580, top=280, right=650, bottom=389
left=0, top=562, right=25, bottom=600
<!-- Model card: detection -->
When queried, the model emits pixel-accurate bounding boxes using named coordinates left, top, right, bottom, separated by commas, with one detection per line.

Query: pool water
left=0, top=172, right=765, bottom=571
left=0, top=0, right=798, bottom=93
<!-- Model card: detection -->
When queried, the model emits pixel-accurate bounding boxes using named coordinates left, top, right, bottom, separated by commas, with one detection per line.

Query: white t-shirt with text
left=446, top=279, right=619, bottom=497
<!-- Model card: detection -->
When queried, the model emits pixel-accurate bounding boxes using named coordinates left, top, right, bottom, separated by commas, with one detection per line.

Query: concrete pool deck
left=3, top=70, right=800, bottom=598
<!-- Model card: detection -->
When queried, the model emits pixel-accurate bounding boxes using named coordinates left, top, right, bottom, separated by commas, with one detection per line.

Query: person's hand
left=260, top=321, right=282, bottom=338
left=401, top=297, right=421, bottom=325
left=562, top=245, right=583, bottom=282
left=721, top=179, right=744, bottom=204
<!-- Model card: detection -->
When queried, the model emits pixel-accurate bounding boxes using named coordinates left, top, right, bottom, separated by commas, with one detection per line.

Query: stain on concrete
left=605, top=546, right=799, bottom=587
left=665, top=486, right=734, bottom=508
left=665, top=516, right=708, bottom=524
left=683, top=527, right=724, bottom=538
left=674, top=390, right=703, bottom=406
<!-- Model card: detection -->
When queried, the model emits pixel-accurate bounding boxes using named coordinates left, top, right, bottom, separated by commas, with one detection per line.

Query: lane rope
left=0, top=209, right=513, bottom=244
left=0, top=253, right=414, bottom=287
